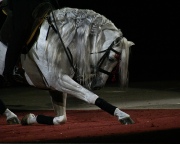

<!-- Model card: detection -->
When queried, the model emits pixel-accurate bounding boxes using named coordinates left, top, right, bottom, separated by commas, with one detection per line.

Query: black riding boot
left=2, top=55, right=24, bottom=87
left=2, top=74, right=15, bottom=87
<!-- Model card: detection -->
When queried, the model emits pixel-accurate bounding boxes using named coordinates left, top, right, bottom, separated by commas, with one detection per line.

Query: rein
left=46, top=8, right=76, bottom=73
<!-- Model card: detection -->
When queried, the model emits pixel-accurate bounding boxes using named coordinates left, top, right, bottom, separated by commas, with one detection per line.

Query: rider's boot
left=1, top=65, right=26, bottom=88
left=2, top=74, right=15, bottom=87
left=1, top=73, right=26, bottom=88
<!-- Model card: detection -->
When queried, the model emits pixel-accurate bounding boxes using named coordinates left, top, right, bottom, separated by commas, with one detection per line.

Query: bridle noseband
left=90, top=37, right=122, bottom=76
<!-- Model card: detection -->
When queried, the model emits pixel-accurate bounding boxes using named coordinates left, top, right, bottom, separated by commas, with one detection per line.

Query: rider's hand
left=0, top=0, right=3, bottom=7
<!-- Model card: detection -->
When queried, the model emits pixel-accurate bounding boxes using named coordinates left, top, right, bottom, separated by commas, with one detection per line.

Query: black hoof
left=119, top=117, right=135, bottom=125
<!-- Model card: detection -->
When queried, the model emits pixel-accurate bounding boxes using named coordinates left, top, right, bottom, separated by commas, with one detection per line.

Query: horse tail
left=119, top=37, right=134, bottom=89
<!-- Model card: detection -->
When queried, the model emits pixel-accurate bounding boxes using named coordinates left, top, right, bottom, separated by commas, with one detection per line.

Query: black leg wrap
left=36, top=115, right=54, bottom=125
left=0, top=99, right=7, bottom=115
left=95, top=98, right=117, bottom=115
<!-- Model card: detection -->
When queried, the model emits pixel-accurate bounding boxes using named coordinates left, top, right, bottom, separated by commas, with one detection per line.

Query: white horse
left=0, top=7, right=135, bottom=125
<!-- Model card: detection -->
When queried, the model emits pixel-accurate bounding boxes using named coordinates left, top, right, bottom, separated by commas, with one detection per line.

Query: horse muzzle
left=90, top=76, right=104, bottom=90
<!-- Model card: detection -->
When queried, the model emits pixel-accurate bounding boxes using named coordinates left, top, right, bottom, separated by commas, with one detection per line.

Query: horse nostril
left=93, top=86, right=101, bottom=90
left=90, top=76, right=103, bottom=90
left=91, top=85, right=101, bottom=90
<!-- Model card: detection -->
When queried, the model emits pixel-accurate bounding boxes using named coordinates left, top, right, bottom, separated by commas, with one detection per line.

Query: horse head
left=90, top=36, right=135, bottom=90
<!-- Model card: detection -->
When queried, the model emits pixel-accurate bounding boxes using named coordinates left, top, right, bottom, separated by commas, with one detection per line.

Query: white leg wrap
left=27, top=113, right=37, bottom=124
left=114, top=108, right=130, bottom=120
left=4, top=109, right=17, bottom=120
left=53, top=115, right=67, bottom=125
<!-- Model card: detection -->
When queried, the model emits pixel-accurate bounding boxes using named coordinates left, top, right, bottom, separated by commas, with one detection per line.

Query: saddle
left=1, top=1, right=52, bottom=54
left=22, top=2, right=52, bottom=54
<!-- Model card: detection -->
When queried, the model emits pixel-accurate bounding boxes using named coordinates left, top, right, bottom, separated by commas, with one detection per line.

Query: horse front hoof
left=21, top=113, right=35, bottom=125
left=7, top=117, right=21, bottom=125
left=119, top=117, right=135, bottom=125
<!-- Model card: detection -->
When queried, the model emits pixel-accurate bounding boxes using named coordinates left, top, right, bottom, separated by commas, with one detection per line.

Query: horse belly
left=21, top=54, right=48, bottom=89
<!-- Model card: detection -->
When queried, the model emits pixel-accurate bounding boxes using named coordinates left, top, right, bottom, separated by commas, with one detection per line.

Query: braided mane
left=46, top=7, right=122, bottom=85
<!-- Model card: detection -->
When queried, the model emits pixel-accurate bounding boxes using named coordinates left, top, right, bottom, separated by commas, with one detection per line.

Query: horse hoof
left=119, top=117, right=135, bottom=125
left=7, top=117, right=21, bottom=125
left=21, top=113, right=35, bottom=125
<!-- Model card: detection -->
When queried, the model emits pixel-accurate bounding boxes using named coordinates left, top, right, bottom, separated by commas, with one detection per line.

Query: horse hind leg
left=49, top=90, right=67, bottom=124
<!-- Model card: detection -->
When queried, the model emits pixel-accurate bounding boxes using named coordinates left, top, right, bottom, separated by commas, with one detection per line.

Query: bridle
left=47, top=9, right=122, bottom=77
left=90, top=37, right=122, bottom=76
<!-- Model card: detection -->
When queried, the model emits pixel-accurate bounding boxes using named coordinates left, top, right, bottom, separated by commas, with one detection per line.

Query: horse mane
left=47, top=7, right=122, bottom=85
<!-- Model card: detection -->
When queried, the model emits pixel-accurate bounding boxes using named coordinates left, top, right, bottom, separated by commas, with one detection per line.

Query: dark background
left=0, top=0, right=179, bottom=82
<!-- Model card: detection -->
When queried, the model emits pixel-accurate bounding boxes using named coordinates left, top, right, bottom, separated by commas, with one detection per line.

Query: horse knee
left=85, top=94, right=99, bottom=104
left=53, top=115, right=67, bottom=125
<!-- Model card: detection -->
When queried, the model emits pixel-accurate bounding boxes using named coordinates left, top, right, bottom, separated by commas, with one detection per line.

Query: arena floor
left=0, top=80, right=180, bottom=143
left=1, top=80, right=180, bottom=110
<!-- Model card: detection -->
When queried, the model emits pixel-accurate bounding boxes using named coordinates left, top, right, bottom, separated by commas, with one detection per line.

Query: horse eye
left=114, top=38, right=121, bottom=46
left=108, top=57, right=116, bottom=62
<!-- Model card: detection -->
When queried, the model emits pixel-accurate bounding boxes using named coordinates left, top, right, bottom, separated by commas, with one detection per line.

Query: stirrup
left=7, top=117, right=21, bottom=125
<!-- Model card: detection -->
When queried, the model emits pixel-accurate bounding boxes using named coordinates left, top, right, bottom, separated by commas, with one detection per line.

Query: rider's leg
left=0, top=14, right=13, bottom=46
left=2, top=1, right=30, bottom=86
left=2, top=0, right=39, bottom=86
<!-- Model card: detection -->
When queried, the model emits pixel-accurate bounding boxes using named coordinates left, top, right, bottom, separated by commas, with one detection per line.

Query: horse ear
left=128, top=41, right=135, bottom=47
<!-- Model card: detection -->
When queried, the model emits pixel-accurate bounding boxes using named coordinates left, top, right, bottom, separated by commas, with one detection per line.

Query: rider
left=0, top=0, right=57, bottom=87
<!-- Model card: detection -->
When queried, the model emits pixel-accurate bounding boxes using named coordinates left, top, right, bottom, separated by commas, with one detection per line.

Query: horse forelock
left=118, top=37, right=131, bottom=88
left=47, top=7, right=122, bottom=86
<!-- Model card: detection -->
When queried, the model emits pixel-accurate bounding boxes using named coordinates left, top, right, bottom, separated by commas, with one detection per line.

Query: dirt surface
left=0, top=109, right=180, bottom=143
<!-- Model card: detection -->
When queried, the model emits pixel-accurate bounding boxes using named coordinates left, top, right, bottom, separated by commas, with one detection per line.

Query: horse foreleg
left=21, top=113, right=66, bottom=125
left=49, top=90, right=67, bottom=124
left=21, top=91, right=67, bottom=125
left=95, top=98, right=135, bottom=124
left=35, top=90, right=68, bottom=125
left=55, top=75, right=135, bottom=125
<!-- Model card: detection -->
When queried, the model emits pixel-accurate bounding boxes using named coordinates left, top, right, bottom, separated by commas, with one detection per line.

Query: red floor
left=0, top=109, right=180, bottom=143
